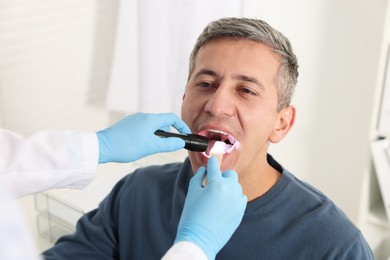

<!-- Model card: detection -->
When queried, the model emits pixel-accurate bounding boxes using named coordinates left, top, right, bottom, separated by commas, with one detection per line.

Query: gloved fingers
left=206, top=157, right=222, bottom=183
left=221, top=170, right=239, bottom=182
left=241, top=194, right=249, bottom=204
left=172, top=123, right=191, bottom=135
left=236, top=194, right=248, bottom=220
left=168, top=114, right=191, bottom=134
left=191, top=166, right=207, bottom=187
left=222, top=170, right=246, bottom=201
left=158, top=126, right=171, bottom=133
left=156, top=137, right=186, bottom=152
left=155, top=113, right=191, bottom=134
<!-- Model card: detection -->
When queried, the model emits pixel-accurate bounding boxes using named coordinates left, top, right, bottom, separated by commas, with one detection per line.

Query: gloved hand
left=96, top=113, right=191, bottom=163
left=175, top=157, right=247, bottom=259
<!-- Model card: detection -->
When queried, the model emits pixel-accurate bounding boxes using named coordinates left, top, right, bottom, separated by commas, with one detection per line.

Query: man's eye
left=239, top=87, right=257, bottom=96
left=197, top=82, right=212, bottom=88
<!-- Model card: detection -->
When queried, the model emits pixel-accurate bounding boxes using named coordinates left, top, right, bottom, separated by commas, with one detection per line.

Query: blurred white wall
left=0, top=0, right=388, bottom=224
left=0, top=0, right=117, bottom=133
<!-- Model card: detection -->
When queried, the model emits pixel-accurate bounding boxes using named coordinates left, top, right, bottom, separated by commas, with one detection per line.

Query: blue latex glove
left=96, top=113, right=191, bottom=163
left=175, top=157, right=247, bottom=259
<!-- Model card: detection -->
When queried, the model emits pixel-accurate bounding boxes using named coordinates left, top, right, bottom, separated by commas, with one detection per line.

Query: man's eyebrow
left=233, top=74, right=265, bottom=90
left=193, top=69, right=219, bottom=78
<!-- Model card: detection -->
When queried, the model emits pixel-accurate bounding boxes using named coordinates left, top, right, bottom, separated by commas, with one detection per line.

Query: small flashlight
left=154, top=130, right=208, bottom=152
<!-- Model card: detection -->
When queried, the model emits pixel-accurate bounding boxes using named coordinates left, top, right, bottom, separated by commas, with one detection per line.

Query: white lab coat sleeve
left=162, top=241, right=208, bottom=260
left=0, top=181, right=42, bottom=260
left=0, top=129, right=99, bottom=197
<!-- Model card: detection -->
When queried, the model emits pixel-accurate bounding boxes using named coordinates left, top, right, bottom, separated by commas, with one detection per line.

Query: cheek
left=240, top=109, right=278, bottom=143
left=181, top=94, right=203, bottom=122
left=181, top=98, right=192, bottom=123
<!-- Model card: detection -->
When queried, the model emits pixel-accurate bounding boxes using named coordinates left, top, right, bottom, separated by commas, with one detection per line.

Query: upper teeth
left=207, top=130, right=236, bottom=144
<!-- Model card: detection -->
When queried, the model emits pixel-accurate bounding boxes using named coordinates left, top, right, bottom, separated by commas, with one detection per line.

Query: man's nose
left=204, top=86, right=235, bottom=117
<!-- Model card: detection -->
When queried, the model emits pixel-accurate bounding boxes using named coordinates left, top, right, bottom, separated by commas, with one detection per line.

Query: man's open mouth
left=201, top=130, right=240, bottom=157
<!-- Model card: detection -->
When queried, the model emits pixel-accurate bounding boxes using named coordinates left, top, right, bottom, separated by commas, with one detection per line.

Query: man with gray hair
left=43, top=17, right=373, bottom=259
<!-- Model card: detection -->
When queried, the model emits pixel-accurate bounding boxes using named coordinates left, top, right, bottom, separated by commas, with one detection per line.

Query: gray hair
left=188, top=17, right=299, bottom=111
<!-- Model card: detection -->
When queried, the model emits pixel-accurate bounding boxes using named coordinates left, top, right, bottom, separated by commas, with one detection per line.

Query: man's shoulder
left=276, top=173, right=372, bottom=256
left=283, top=173, right=368, bottom=249
left=283, top=172, right=357, bottom=231
left=306, top=200, right=372, bottom=257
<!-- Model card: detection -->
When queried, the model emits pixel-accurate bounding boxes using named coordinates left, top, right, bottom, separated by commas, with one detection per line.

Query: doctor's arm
left=0, top=113, right=190, bottom=197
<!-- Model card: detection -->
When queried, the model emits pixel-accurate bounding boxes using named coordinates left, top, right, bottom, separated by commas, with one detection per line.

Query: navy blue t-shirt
left=43, top=155, right=373, bottom=259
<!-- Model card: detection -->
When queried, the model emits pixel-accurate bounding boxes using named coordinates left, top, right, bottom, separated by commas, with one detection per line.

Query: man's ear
left=269, top=105, right=296, bottom=143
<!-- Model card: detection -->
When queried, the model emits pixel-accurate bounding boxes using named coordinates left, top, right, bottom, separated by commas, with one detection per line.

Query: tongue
left=205, top=140, right=231, bottom=156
